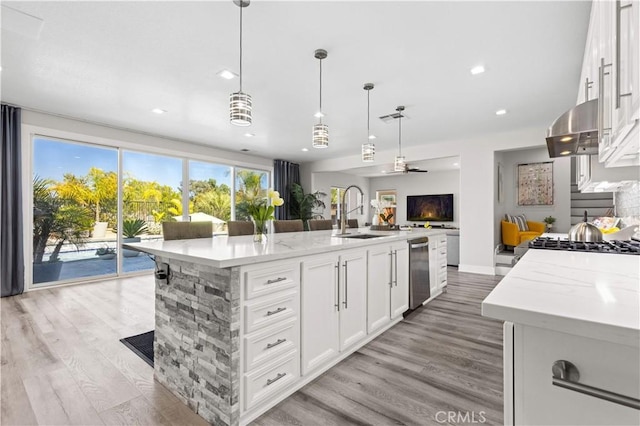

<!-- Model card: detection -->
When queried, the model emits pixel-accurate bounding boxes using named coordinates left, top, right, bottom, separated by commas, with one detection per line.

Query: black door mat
left=120, top=330, right=154, bottom=367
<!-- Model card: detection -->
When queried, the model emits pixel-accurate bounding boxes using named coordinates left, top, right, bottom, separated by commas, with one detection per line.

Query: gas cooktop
left=528, top=237, right=640, bottom=255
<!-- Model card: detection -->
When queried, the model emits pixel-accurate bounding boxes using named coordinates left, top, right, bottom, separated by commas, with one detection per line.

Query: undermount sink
left=335, top=233, right=385, bottom=239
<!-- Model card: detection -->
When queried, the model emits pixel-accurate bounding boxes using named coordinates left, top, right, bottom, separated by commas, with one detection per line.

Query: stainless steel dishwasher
left=408, top=237, right=430, bottom=310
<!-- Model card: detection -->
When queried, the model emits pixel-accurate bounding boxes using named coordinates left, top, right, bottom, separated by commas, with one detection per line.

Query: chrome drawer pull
left=266, top=277, right=287, bottom=285
left=266, top=307, right=286, bottom=316
left=265, top=338, right=287, bottom=349
left=552, top=360, right=640, bottom=410
left=266, top=372, right=286, bottom=386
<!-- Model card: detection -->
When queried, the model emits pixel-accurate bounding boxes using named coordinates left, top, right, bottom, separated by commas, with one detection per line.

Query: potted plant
left=95, top=246, right=116, bottom=260
left=543, top=216, right=556, bottom=231
left=33, top=177, right=93, bottom=284
left=289, top=183, right=326, bottom=230
left=122, top=218, right=148, bottom=257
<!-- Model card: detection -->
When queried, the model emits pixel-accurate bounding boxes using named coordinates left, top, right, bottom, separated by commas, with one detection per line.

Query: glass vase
left=251, top=218, right=268, bottom=243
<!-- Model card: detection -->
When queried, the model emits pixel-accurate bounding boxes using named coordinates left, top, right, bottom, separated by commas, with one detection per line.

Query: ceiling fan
left=386, top=106, right=428, bottom=174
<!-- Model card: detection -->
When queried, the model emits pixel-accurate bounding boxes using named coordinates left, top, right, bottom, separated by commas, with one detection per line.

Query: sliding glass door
left=32, top=137, right=118, bottom=284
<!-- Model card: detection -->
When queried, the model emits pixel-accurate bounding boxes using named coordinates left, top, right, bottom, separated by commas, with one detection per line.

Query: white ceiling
left=1, top=1, right=591, bottom=166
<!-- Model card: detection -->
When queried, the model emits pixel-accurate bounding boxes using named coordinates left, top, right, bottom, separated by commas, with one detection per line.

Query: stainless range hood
left=546, top=99, right=598, bottom=158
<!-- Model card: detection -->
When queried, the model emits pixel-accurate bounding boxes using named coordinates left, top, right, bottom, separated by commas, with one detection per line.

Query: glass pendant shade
left=362, top=143, right=375, bottom=162
left=230, top=91, right=252, bottom=126
left=394, top=155, right=406, bottom=172
left=313, top=123, right=329, bottom=148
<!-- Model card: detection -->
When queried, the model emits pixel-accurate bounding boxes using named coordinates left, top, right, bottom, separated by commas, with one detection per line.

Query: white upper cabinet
left=589, top=0, right=640, bottom=167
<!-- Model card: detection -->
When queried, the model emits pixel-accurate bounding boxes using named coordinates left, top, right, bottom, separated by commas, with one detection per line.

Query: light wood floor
left=1, top=269, right=503, bottom=426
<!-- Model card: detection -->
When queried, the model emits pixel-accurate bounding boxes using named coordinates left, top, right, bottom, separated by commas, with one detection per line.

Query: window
left=189, top=161, right=232, bottom=234
left=32, top=137, right=118, bottom=284
left=235, top=168, right=268, bottom=220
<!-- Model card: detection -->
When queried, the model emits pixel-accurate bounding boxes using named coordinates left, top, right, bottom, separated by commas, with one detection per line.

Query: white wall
left=311, top=172, right=370, bottom=225
left=494, top=151, right=507, bottom=246
left=499, top=147, right=572, bottom=237
left=369, top=170, right=460, bottom=228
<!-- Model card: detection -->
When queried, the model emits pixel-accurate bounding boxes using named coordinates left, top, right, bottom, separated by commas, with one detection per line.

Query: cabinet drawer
left=244, top=319, right=298, bottom=372
left=244, top=263, right=298, bottom=300
left=243, top=350, right=299, bottom=411
left=244, top=291, right=297, bottom=334
left=437, top=236, right=447, bottom=245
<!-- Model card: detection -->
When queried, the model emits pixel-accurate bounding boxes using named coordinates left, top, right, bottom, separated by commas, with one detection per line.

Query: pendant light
left=312, top=49, right=329, bottom=148
left=230, top=0, right=252, bottom=126
left=362, top=83, right=375, bottom=162
left=394, top=106, right=406, bottom=172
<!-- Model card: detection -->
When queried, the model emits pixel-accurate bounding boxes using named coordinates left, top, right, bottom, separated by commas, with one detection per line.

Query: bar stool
left=227, top=221, right=254, bottom=236
left=308, top=219, right=333, bottom=231
left=273, top=220, right=304, bottom=233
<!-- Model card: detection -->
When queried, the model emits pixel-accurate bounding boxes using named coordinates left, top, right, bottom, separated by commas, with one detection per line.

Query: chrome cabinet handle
left=266, top=277, right=287, bottom=285
left=266, top=372, right=286, bottom=386
left=393, top=250, right=398, bottom=287
left=343, top=261, right=348, bottom=309
left=335, top=262, right=340, bottom=311
left=584, top=77, right=593, bottom=101
left=266, top=338, right=286, bottom=349
left=598, top=57, right=612, bottom=145
left=266, top=307, right=286, bottom=316
left=389, top=252, right=393, bottom=287
left=552, top=360, right=640, bottom=410
left=616, top=0, right=634, bottom=109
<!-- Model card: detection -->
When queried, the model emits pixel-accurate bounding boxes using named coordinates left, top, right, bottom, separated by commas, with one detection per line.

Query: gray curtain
left=273, top=159, right=300, bottom=220
left=1, top=104, right=24, bottom=297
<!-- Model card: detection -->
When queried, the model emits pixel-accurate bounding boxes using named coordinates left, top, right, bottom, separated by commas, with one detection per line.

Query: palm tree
left=53, top=168, right=117, bottom=223
left=33, top=176, right=93, bottom=264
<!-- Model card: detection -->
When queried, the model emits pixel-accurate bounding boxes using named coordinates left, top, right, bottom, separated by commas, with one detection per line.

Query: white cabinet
left=301, top=249, right=367, bottom=375
left=575, top=154, right=638, bottom=192
left=300, top=253, right=340, bottom=375
left=581, top=0, right=640, bottom=167
left=390, top=241, right=409, bottom=319
left=508, top=324, right=640, bottom=425
left=338, top=249, right=367, bottom=351
left=429, top=235, right=448, bottom=297
left=240, top=260, right=301, bottom=413
left=367, top=241, right=409, bottom=334
left=367, top=245, right=392, bottom=334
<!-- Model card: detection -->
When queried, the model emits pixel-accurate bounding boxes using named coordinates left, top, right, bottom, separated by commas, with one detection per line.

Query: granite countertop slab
left=125, top=228, right=447, bottom=269
left=482, top=249, right=640, bottom=346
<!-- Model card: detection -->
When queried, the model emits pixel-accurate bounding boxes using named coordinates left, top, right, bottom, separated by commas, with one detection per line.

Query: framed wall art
left=517, top=161, right=553, bottom=206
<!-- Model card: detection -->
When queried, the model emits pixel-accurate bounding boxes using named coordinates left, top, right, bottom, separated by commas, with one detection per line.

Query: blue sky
left=34, top=138, right=234, bottom=188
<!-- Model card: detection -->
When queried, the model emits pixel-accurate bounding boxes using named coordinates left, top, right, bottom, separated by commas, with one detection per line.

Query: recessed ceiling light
left=244, top=133, right=255, bottom=137
left=301, top=148, right=309, bottom=152
left=314, top=111, right=325, bottom=118
left=217, top=69, right=237, bottom=80
left=453, top=162, right=459, bottom=166
left=470, top=65, right=485, bottom=75
left=152, top=108, right=167, bottom=114
left=560, top=150, right=571, bottom=155
left=381, top=170, right=387, bottom=173
left=368, top=135, right=376, bottom=140
left=495, top=109, right=507, bottom=116
left=560, top=136, right=573, bottom=142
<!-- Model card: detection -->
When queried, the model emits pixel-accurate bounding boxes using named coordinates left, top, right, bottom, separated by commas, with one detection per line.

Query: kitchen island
left=482, top=249, right=640, bottom=425
left=127, top=228, right=448, bottom=426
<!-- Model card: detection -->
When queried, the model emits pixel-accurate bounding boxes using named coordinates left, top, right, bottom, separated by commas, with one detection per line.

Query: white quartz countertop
left=482, top=249, right=640, bottom=346
left=125, top=228, right=446, bottom=268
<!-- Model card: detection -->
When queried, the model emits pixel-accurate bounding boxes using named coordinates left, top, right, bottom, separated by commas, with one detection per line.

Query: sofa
left=501, top=220, right=546, bottom=247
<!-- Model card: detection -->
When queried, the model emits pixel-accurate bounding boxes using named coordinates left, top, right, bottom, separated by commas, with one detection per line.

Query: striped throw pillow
left=505, top=213, right=529, bottom=231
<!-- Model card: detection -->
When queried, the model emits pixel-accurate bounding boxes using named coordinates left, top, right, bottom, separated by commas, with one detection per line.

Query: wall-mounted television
left=406, top=194, right=454, bottom=222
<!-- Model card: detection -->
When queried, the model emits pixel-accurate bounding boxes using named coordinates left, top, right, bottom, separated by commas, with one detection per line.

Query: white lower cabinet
left=367, top=241, right=409, bottom=334
left=301, top=249, right=367, bottom=375
left=429, top=235, right=448, bottom=297
left=508, top=324, right=640, bottom=425
left=390, top=242, right=409, bottom=318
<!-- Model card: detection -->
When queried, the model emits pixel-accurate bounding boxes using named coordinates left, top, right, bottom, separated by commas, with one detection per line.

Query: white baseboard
left=458, top=264, right=496, bottom=275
